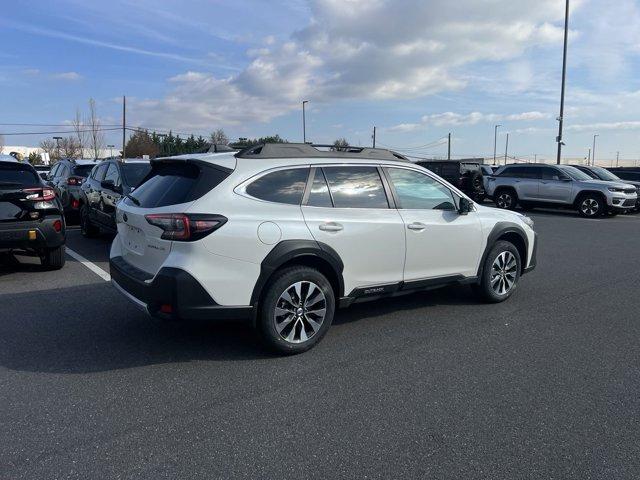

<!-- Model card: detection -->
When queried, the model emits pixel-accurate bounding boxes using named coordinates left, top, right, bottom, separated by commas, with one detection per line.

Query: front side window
left=93, top=164, right=108, bottom=181
left=541, top=167, right=563, bottom=181
left=103, top=163, right=120, bottom=186
left=323, top=166, right=388, bottom=209
left=245, top=168, right=309, bottom=205
left=387, top=168, right=456, bottom=210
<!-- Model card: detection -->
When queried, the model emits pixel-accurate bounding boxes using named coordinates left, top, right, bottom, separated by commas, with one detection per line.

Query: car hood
left=577, top=179, right=636, bottom=190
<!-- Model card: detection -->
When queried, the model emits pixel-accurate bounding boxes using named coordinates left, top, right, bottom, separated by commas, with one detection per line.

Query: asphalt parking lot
left=1, top=211, right=640, bottom=479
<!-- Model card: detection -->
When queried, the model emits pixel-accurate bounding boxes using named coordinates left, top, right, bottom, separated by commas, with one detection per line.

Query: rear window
left=72, top=165, right=95, bottom=177
left=126, top=161, right=230, bottom=208
left=0, top=163, right=40, bottom=187
left=122, top=163, right=152, bottom=187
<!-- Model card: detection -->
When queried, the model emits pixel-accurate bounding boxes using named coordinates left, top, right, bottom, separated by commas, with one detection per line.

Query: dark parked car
left=571, top=165, right=640, bottom=211
left=79, top=159, right=151, bottom=236
left=33, top=165, right=51, bottom=180
left=608, top=167, right=640, bottom=183
left=0, top=160, right=66, bottom=269
left=47, top=159, right=99, bottom=219
left=416, top=160, right=486, bottom=201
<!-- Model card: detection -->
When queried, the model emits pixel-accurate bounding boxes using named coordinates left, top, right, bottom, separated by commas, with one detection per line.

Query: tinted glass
left=0, top=163, right=40, bottom=187
left=590, top=166, right=620, bottom=181
left=49, top=164, right=60, bottom=178
left=72, top=165, right=95, bottom=177
left=307, top=169, right=333, bottom=207
left=246, top=168, right=308, bottom=205
left=323, top=166, right=388, bottom=209
left=122, top=163, right=152, bottom=187
left=127, top=162, right=230, bottom=208
left=59, top=165, right=70, bottom=178
left=103, top=163, right=120, bottom=186
left=541, top=167, right=563, bottom=180
left=93, top=164, right=108, bottom=181
left=561, top=166, right=592, bottom=181
left=387, top=168, right=456, bottom=210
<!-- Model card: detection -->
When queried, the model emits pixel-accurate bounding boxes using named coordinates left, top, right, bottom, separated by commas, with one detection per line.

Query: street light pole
left=556, top=0, right=570, bottom=165
left=592, top=134, right=599, bottom=165
left=107, top=144, right=115, bottom=158
left=53, top=136, right=62, bottom=160
left=504, top=132, right=509, bottom=165
left=493, top=124, right=501, bottom=165
left=302, top=100, right=308, bottom=143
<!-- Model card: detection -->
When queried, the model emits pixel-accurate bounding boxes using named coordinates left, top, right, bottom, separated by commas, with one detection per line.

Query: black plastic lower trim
left=523, top=232, right=538, bottom=273
left=0, top=216, right=65, bottom=250
left=110, top=256, right=253, bottom=321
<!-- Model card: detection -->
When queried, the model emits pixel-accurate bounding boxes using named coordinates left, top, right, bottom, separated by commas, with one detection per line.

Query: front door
left=301, top=166, right=405, bottom=295
left=384, top=166, right=483, bottom=281
left=539, top=167, right=573, bottom=203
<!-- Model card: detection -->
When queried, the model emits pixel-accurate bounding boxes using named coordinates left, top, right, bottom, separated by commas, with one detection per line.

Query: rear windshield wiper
left=125, top=194, right=140, bottom=206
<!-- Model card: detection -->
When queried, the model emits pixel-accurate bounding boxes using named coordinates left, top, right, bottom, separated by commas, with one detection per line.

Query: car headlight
left=521, top=215, right=534, bottom=229
left=608, top=187, right=623, bottom=193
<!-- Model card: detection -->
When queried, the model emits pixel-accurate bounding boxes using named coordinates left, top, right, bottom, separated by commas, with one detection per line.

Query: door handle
left=407, top=222, right=427, bottom=231
left=319, top=222, right=343, bottom=232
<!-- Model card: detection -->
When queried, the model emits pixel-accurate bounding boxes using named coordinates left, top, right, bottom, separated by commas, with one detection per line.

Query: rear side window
left=323, top=166, right=388, bottom=209
left=306, top=168, right=333, bottom=207
left=246, top=168, right=309, bottom=205
left=0, top=163, right=40, bottom=187
left=127, top=162, right=230, bottom=208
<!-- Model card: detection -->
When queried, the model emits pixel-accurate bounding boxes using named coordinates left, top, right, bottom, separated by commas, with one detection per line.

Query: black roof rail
left=235, top=143, right=409, bottom=161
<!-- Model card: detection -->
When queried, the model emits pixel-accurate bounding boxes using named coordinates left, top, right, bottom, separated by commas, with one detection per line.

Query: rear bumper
left=0, top=217, right=65, bottom=251
left=109, top=255, right=254, bottom=321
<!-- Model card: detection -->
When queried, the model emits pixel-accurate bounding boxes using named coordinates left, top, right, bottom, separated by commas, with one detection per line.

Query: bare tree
left=87, top=98, right=105, bottom=159
left=40, top=139, right=58, bottom=162
left=72, top=108, right=87, bottom=157
left=209, top=128, right=229, bottom=145
left=332, top=138, right=349, bottom=151
left=60, top=137, right=81, bottom=159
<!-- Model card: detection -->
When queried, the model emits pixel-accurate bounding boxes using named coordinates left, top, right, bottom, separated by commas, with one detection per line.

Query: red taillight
left=144, top=214, right=227, bottom=241
left=160, top=304, right=173, bottom=314
left=67, top=176, right=84, bottom=186
left=24, top=188, right=56, bottom=201
left=71, top=199, right=80, bottom=209
left=53, top=220, right=62, bottom=232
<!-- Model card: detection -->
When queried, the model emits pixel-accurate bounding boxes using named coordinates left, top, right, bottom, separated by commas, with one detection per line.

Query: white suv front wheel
left=258, top=266, right=335, bottom=354
left=473, top=241, right=521, bottom=303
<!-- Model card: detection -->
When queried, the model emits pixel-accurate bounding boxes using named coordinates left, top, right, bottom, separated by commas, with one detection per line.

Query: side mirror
left=458, top=197, right=473, bottom=215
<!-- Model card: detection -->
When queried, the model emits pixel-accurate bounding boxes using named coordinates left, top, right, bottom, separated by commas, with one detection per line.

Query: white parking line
left=65, top=247, right=111, bottom=282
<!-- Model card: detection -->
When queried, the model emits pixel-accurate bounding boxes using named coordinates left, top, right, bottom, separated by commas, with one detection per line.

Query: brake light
left=144, top=214, right=227, bottom=241
left=24, top=188, right=56, bottom=201
left=53, top=220, right=62, bottom=232
left=67, top=176, right=84, bottom=186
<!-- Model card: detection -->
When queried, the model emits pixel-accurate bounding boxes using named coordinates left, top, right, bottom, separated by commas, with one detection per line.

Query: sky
left=1, top=0, right=639, bottom=164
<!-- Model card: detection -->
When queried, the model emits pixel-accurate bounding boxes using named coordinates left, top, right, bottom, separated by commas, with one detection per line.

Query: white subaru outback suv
left=110, top=144, right=537, bottom=353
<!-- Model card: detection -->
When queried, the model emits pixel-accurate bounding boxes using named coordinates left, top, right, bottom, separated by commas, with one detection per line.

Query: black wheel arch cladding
left=477, top=222, right=529, bottom=278
left=250, top=239, right=345, bottom=306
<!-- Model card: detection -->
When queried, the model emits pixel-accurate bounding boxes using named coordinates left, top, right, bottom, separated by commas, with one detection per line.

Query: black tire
left=576, top=194, right=605, bottom=218
left=494, top=189, right=518, bottom=210
left=41, top=245, right=66, bottom=270
left=258, top=266, right=335, bottom=354
left=80, top=205, right=100, bottom=237
left=473, top=240, right=521, bottom=303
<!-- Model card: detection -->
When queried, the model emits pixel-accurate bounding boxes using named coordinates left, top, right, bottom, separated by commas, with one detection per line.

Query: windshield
left=560, top=166, right=593, bottom=181
left=122, top=163, right=152, bottom=187
left=590, top=166, right=620, bottom=181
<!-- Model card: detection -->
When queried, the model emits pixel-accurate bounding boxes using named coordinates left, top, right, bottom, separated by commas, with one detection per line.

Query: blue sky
left=1, top=0, right=639, bottom=164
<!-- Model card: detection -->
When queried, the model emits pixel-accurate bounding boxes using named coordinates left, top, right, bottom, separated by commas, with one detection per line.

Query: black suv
left=0, top=160, right=66, bottom=269
left=79, top=159, right=151, bottom=236
left=416, top=160, right=486, bottom=201
left=47, top=159, right=99, bottom=219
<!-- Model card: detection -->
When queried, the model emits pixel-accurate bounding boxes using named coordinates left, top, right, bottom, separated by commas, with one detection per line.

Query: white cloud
left=51, top=71, right=82, bottom=81
left=567, top=121, right=640, bottom=132
left=133, top=0, right=574, bottom=129
left=388, top=111, right=550, bottom=131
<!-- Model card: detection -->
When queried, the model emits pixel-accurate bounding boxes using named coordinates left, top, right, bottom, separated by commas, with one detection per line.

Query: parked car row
left=484, top=163, right=638, bottom=217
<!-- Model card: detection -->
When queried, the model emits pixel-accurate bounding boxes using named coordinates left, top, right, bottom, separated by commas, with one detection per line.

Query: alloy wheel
left=490, top=251, right=517, bottom=295
left=274, top=281, right=326, bottom=344
left=581, top=198, right=599, bottom=217
left=496, top=193, right=512, bottom=209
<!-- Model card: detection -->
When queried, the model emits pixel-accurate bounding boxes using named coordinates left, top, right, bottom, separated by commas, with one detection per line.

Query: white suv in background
left=110, top=144, right=537, bottom=353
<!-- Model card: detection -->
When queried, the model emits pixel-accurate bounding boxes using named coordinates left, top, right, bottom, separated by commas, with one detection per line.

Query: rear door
left=87, top=163, right=108, bottom=223
left=539, top=167, right=573, bottom=203
left=116, top=160, right=230, bottom=275
left=100, top=162, right=122, bottom=229
left=513, top=166, right=541, bottom=200
left=301, top=166, right=405, bottom=294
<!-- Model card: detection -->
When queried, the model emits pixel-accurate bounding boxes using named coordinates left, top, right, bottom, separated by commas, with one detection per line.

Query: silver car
left=484, top=164, right=637, bottom=218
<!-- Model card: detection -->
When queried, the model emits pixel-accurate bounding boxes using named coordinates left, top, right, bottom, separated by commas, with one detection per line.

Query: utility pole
left=534, top=154, right=537, bottom=163
left=592, top=134, right=598, bottom=166
left=302, top=100, right=308, bottom=143
left=587, top=148, right=591, bottom=165
left=556, top=0, right=570, bottom=165
left=372, top=126, right=376, bottom=148
left=616, top=151, right=619, bottom=167
left=53, top=136, right=62, bottom=160
left=122, top=96, right=126, bottom=161
left=493, top=124, right=501, bottom=165
left=504, top=133, right=509, bottom=164
left=447, top=132, right=451, bottom=160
